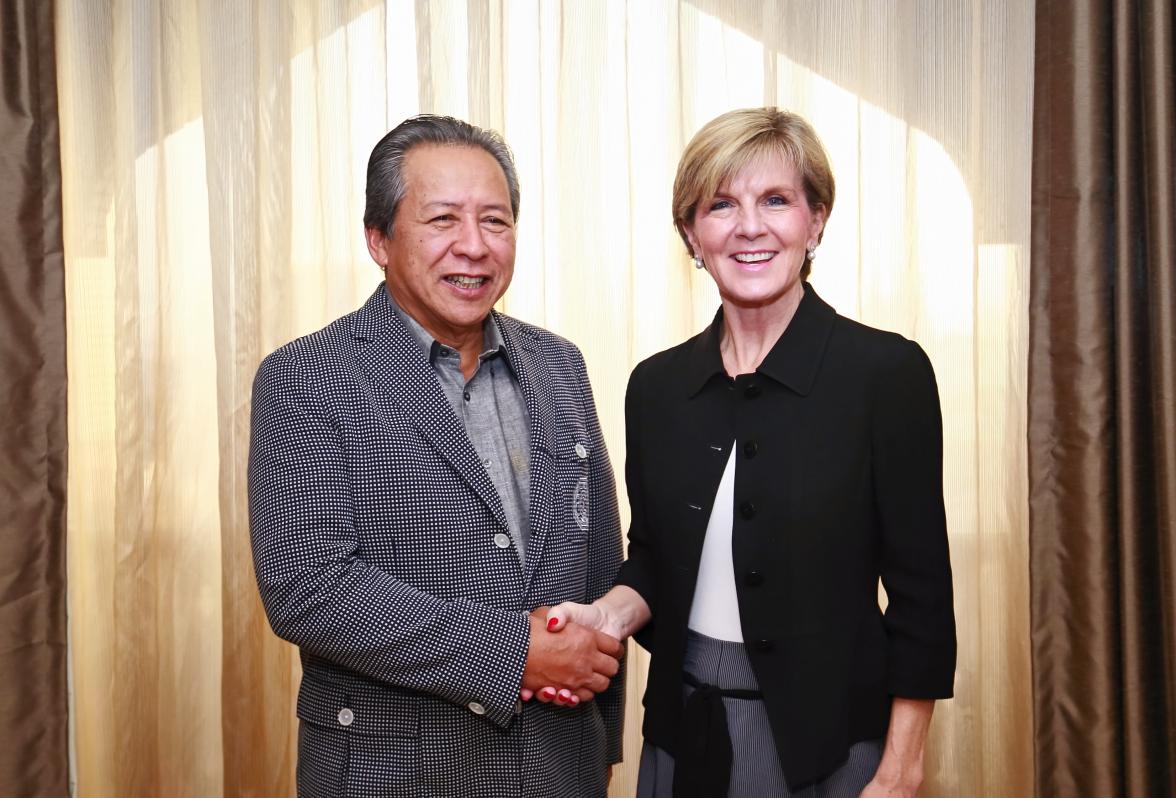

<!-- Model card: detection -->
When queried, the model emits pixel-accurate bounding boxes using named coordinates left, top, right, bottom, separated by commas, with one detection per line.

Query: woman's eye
left=708, top=199, right=733, bottom=211
left=765, top=195, right=789, bottom=206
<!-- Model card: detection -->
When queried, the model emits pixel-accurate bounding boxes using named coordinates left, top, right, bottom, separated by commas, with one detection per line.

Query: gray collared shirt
left=390, top=298, right=532, bottom=564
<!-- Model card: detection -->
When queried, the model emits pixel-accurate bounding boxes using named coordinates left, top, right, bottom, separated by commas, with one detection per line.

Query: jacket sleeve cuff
left=886, top=638, right=957, bottom=699
left=450, top=603, right=530, bottom=728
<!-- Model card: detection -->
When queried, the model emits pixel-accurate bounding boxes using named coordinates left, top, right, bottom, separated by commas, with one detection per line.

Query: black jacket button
left=743, top=440, right=758, bottom=458
left=755, top=639, right=774, bottom=652
left=745, top=570, right=763, bottom=586
left=744, top=383, right=762, bottom=398
left=739, top=501, right=757, bottom=519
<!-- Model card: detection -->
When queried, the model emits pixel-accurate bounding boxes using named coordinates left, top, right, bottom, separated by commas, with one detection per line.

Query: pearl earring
left=693, top=256, right=705, bottom=269
left=806, top=244, right=817, bottom=262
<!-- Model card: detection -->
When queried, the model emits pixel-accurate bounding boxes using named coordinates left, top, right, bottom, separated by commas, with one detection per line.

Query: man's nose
left=452, top=220, right=490, bottom=258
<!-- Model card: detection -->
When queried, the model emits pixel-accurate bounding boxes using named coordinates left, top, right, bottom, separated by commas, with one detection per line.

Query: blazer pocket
left=297, top=721, right=421, bottom=798
left=297, top=675, right=422, bottom=797
left=344, top=733, right=420, bottom=798
left=297, top=671, right=420, bottom=738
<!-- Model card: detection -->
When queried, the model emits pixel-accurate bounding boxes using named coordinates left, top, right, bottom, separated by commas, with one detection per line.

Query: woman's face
left=684, top=154, right=826, bottom=311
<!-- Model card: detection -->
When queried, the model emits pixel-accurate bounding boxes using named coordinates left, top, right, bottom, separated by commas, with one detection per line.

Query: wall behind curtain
left=57, top=1, right=1034, bottom=795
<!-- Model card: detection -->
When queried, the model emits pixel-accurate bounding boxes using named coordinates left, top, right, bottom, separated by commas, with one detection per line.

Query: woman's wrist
left=596, top=585, right=651, bottom=639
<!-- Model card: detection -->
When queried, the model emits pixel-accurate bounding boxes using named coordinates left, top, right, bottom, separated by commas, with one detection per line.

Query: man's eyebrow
left=421, top=200, right=512, bottom=215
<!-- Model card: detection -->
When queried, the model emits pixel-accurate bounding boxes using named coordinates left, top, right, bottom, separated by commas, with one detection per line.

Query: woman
left=544, top=108, right=956, bottom=797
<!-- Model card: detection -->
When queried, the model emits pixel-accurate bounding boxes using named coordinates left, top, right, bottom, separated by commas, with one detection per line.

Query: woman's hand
left=524, top=601, right=614, bottom=706
left=859, top=775, right=921, bottom=797
left=858, top=697, right=934, bottom=797
left=545, top=600, right=627, bottom=641
left=549, top=584, right=652, bottom=641
left=521, top=586, right=653, bottom=706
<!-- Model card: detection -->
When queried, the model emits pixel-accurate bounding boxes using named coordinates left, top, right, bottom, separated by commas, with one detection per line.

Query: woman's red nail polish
left=547, top=618, right=559, bottom=631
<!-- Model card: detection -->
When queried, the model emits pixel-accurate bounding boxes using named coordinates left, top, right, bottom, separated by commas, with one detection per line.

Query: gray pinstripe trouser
left=636, top=630, right=883, bottom=798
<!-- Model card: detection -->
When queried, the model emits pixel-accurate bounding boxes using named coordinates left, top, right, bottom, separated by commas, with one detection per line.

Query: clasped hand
left=521, top=606, right=622, bottom=706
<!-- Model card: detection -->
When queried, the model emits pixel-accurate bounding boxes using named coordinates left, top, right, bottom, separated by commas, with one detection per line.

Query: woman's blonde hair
left=672, top=108, right=835, bottom=279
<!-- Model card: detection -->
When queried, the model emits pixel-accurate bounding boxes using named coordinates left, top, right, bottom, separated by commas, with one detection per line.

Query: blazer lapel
left=351, top=286, right=512, bottom=535
left=495, top=314, right=556, bottom=589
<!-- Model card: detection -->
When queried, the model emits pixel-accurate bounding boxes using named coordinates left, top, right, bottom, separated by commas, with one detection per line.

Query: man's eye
left=483, top=216, right=508, bottom=227
left=430, top=215, right=456, bottom=224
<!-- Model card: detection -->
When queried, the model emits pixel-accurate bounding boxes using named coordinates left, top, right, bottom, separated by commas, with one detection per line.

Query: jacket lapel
left=495, top=313, right=556, bottom=589
left=351, top=286, right=512, bottom=535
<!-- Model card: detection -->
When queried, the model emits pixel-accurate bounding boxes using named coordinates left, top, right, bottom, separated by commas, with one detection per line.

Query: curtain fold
left=0, top=0, right=69, bottom=795
left=1029, top=0, right=1176, bottom=796
left=58, top=2, right=1034, bottom=795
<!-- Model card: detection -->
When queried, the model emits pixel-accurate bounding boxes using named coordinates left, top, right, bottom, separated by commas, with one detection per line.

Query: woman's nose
left=735, top=208, right=765, bottom=238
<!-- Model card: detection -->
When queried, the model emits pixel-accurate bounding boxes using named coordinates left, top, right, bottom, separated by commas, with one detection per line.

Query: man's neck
left=385, top=285, right=487, bottom=379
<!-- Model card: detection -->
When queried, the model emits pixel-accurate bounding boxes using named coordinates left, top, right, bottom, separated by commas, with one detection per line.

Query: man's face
left=367, top=144, right=516, bottom=343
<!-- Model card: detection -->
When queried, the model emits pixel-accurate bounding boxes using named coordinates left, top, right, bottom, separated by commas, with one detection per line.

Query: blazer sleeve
left=247, top=348, right=530, bottom=729
left=872, top=339, right=957, bottom=699
left=614, top=360, right=659, bottom=652
left=573, top=348, right=627, bottom=764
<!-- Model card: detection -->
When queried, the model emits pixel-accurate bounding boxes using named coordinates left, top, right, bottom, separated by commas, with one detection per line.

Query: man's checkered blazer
left=248, top=284, right=624, bottom=798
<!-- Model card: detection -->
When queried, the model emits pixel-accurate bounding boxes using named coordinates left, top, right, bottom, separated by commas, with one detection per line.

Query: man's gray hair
left=364, top=115, right=521, bottom=237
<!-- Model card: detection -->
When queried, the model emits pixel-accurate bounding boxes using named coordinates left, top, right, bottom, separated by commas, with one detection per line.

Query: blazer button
left=743, top=440, right=758, bottom=459
left=493, top=533, right=511, bottom=549
left=744, top=383, right=762, bottom=399
left=745, top=570, right=763, bottom=586
left=337, top=708, right=355, bottom=726
left=575, top=443, right=588, bottom=459
left=755, top=639, right=774, bottom=653
left=468, top=701, right=487, bottom=715
left=739, top=501, right=757, bottom=520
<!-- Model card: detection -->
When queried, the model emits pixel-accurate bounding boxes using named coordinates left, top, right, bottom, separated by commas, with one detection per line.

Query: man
left=249, top=115, right=624, bottom=798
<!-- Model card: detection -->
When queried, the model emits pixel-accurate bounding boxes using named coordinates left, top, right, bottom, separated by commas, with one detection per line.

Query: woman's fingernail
left=547, top=618, right=559, bottom=631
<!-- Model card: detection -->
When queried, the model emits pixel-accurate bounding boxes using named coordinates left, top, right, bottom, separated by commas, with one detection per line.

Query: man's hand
left=523, top=587, right=651, bottom=705
left=521, top=611, right=623, bottom=704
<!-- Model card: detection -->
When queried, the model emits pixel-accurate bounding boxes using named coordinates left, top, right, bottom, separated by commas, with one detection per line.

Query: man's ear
left=365, top=226, right=389, bottom=268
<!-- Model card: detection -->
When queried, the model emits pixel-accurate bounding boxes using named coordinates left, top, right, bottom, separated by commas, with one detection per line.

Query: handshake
left=520, top=601, right=625, bottom=707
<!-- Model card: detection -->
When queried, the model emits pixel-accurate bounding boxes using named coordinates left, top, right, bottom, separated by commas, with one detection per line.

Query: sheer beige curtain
left=59, top=1, right=1032, bottom=795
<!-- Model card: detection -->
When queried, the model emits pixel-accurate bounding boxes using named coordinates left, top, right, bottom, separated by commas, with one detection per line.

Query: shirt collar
left=684, top=281, right=837, bottom=398
left=386, top=290, right=516, bottom=374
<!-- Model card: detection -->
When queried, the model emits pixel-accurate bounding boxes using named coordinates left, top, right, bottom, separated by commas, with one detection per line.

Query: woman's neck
left=719, top=287, right=803, bottom=377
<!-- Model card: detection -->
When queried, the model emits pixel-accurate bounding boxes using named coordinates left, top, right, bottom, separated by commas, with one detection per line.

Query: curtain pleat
left=1029, top=1, right=1176, bottom=796
left=58, top=2, right=1036, bottom=795
left=0, top=0, right=69, bottom=795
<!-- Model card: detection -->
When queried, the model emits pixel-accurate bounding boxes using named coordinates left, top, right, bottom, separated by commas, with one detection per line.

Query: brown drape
left=1030, top=0, right=1176, bottom=796
left=0, top=0, right=70, bottom=795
